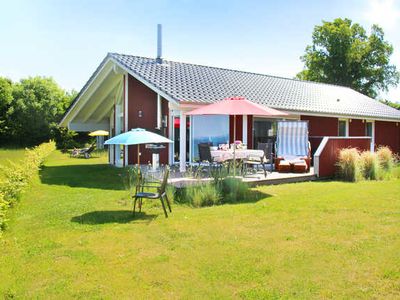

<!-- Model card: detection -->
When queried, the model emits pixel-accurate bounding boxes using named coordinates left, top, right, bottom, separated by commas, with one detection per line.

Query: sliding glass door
left=253, top=118, right=277, bottom=149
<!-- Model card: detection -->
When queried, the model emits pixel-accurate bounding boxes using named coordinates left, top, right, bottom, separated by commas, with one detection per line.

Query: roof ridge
left=109, top=52, right=353, bottom=90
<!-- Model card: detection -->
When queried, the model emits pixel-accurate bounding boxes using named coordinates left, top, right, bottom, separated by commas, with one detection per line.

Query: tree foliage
left=380, top=99, right=400, bottom=110
left=0, top=78, right=13, bottom=135
left=297, top=18, right=399, bottom=98
left=0, top=76, right=76, bottom=146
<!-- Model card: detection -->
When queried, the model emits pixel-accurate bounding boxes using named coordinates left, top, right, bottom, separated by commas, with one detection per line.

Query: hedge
left=0, top=141, right=55, bottom=235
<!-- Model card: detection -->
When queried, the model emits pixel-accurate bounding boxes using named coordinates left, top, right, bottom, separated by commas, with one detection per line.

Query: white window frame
left=169, top=110, right=192, bottom=165
left=338, top=118, right=349, bottom=137
left=365, top=120, right=375, bottom=152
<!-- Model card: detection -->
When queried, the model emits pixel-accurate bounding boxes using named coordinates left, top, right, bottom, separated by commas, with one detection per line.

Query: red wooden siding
left=228, top=115, right=253, bottom=147
left=317, top=137, right=371, bottom=177
left=229, top=115, right=243, bottom=143
left=247, top=115, right=253, bottom=149
left=375, top=121, right=400, bottom=154
left=127, top=75, right=169, bottom=164
left=349, top=119, right=365, bottom=136
left=301, top=115, right=338, bottom=136
left=302, top=115, right=339, bottom=156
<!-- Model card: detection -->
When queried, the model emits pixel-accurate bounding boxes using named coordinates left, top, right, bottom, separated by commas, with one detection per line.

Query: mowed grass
left=1, top=151, right=399, bottom=299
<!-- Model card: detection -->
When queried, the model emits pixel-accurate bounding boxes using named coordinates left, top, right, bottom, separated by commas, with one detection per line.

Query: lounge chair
left=71, top=144, right=96, bottom=159
left=132, top=167, right=171, bottom=218
left=275, top=121, right=311, bottom=173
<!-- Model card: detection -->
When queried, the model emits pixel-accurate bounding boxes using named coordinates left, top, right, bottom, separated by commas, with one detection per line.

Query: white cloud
left=364, top=0, right=400, bottom=30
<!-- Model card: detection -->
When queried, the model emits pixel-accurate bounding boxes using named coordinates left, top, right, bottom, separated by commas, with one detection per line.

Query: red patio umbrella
left=186, top=96, right=288, bottom=175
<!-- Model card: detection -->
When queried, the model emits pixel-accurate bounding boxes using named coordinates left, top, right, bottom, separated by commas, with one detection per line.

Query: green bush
left=0, top=141, right=55, bottom=235
left=360, top=151, right=380, bottom=180
left=376, top=146, right=395, bottom=172
left=0, top=192, right=9, bottom=233
left=337, top=148, right=362, bottom=182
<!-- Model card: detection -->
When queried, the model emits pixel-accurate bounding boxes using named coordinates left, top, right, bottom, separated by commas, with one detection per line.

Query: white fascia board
left=108, top=56, right=180, bottom=107
left=81, top=76, right=121, bottom=123
left=281, top=109, right=400, bottom=123
left=60, top=57, right=114, bottom=126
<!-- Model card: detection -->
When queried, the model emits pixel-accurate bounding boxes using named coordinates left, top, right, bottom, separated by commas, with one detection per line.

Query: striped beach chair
left=275, top=121, right=311, bottom=172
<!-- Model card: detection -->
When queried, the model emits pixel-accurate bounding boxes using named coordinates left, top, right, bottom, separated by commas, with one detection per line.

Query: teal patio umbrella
left=104, top=128, right=173, bottom=166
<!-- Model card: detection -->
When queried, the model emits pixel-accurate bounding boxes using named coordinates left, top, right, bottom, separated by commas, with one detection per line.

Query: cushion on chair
left=135, top=192, right=159, bottom=199
left=282, top=155, right=306, bottom=164
left=278, top=160, right=292, bottom=172
left=246, top=155, right=262, bottom=164
left=293, top=161, right=307, bottom=173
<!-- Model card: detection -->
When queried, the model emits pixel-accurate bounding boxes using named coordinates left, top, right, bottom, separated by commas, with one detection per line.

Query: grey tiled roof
left=110, top=53, right=400, bottom=121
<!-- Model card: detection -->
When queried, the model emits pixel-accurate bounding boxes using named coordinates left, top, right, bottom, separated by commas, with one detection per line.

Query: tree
left=6, top=77, right=74, bottom=146
left=380, top=99, right=400, bottom=110
left=297, top=18, right=399, bottom=98
left=0, top=77, right=13, bottom=137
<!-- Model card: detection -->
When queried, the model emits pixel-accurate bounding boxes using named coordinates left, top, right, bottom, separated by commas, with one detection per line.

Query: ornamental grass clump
left=337, top=148, right=361, bottom=182
left=183, top=182, right=222, bottom=208
left=360, top=151, right=380, bottom=180
left=220, top=178, right=250, bottom=203
left=376, top=146, right=395, bottom=172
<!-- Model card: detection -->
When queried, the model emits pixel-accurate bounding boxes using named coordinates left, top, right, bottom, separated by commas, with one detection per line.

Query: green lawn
left=1, top=151, right=399, bottom=299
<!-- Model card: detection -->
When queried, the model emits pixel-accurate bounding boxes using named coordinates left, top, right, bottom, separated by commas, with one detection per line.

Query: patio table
left=211, top=149, right=264, bottom=162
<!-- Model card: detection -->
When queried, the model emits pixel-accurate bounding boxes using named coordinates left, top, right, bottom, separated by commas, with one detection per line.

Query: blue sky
left=1, top=0, right=399, bottom=102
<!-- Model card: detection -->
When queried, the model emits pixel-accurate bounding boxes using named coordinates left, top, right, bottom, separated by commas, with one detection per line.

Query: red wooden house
left=60, top=52, right=400, bottom=172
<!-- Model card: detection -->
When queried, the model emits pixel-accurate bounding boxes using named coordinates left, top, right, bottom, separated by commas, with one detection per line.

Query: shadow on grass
left=39, top=164, right=125, bottom=190
left=71, top=210, right=157, bottom=225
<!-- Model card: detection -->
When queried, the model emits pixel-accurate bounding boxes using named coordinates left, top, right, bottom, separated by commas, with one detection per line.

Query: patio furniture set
left=101, top=97, right=312, bottom=218
left=198, top=142, right=272, bottom=177
left=197, top=127, right=311, bottom=177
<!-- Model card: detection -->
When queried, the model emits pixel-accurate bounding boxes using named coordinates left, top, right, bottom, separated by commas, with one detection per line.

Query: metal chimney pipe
left=156, top=24, right=162, bottom=63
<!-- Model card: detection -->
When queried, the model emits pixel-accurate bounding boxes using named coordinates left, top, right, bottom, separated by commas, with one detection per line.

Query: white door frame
left=365, top=120, right=375, bottom=151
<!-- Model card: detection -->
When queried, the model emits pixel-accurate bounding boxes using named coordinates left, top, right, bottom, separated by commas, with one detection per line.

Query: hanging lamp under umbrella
left=104, top=128, right=173, bottom=167
left=186, top=96, right=288, bottom=176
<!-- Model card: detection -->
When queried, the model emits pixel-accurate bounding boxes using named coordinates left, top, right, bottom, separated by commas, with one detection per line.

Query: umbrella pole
left=137, top=144, right=140, bottom=174
left=233, top=115, right=236, bottom=177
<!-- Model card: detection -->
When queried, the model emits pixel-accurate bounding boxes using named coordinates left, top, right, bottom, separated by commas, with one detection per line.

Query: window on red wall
left=338, top=120, right=348, bottom=136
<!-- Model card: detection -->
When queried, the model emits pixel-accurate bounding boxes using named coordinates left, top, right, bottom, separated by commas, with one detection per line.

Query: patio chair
left=259, top=142, right=274, bottom=170
left=275, top=121, right=311, bottom=173
left=132, top=167, right=171, bottom=218
left=198, top=143, right=221, bottom=175
left=242, top=142, right=274, bottom=178
left=242, top=155, right=266, bottom=177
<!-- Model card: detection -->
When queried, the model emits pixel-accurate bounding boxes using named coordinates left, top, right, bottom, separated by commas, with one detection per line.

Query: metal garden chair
left=132, top=167, right=172, bottom=218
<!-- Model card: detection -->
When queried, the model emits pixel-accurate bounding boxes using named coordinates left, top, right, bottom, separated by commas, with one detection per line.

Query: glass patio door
left=253, top=118, right=277, bottom=149
left=171, top=115, right=190, bottom=163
